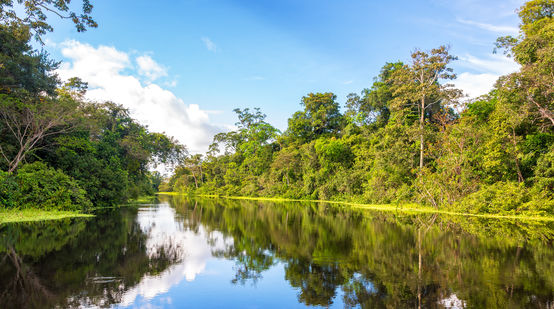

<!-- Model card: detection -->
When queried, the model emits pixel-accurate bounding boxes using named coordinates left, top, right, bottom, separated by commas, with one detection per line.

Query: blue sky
left=41, top=0, right=523, bottom=152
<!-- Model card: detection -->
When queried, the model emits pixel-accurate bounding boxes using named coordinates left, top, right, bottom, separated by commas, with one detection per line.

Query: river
left=0, top=195, right=553, bottom=308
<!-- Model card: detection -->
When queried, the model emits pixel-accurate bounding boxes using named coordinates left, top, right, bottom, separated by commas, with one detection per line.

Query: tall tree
left=345, top=62, right=402, bottom=128
left=0, top=79, right=84, bottom=172
left=390, top=46, right=461, bottom=170
left=183, top=154, right=203, bottom=189
left=495, top=0, right=553, bottom=129
left=286, top=93, right=343, bottom=144
left=0, top=24, right=59, bottom=93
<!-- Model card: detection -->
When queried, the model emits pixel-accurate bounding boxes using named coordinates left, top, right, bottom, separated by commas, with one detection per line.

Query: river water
left=0, top=195, right=553, bottom=308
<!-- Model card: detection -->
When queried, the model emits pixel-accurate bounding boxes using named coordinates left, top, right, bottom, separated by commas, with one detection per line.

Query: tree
left=390, top=46, right=462, bottom=170
left=286, top=93, right=343, bottom=143
left=0, top=87, right=81, bottom=172
left=0, top=16, right=93, bottom=173
left=0, top=24, right=59, bottom=93
left=495, top=0, right=554, bottom=129
left=345, top=62, right=402, bottom=128
left=209, top=108, right=277, bottom=156
left=163, top=0, right=553, bottom=212
left=233, top=107, right=279, bottom=156
left=183, top=154, right=203, bottom=189
left=0, top=0, right=97, bottom=42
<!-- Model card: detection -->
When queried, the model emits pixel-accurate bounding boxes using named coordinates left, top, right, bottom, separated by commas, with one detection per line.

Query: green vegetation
left=0, top=3, right=184, bottom=215
left=164, top=0, right=554, bottom=217
left=0, top=209, right=92, bottom=224
left=127, top=195, right=158, bottom=204
left=1, top=0, right=553, bottom=218
left=159, top=192, right=554, bottom=222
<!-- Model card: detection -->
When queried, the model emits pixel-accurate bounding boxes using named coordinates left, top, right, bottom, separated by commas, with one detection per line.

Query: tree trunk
left=191, top=172, right=198, bottom=189
left=8, top=156, right=21, bottom=173
left=529, top=95, right=554, bottom=127
left=420, top=95, right=425, bottom=170
left=8, top=144, right=28, bottom=173
left=417, top=228, right=422, bottom=309
left=511, top=128, right=524, bottom=183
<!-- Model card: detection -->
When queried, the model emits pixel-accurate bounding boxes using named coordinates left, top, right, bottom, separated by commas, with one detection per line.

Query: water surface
left=1, top=196, right=553, bottom=308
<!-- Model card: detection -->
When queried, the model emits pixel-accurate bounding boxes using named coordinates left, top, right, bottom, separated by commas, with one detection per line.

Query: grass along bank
left=0, top=209, right=93, bottom=224
left=0, top=195, right=156, bottom=224
left=157, top=192, right=554, bottom=222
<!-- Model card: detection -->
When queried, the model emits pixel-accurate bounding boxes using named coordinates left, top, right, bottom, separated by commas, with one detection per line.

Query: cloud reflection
left=119, top=204, right=233, bottom=307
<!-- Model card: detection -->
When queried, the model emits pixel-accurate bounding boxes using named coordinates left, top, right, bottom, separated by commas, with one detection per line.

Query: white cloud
left=458, top=53, right=519, bottom=75
left=164, top=80, right=178, bottom=87
left=136, top=55, right=167, bottom=81
left=57, top=40, right=223, bottom=153
left=342, top=80, right=354, bottom=85
left=457, top=19, right=519, bottom=35
left=201, top=37, right=217, bottom=52
left=454, top=54, right=519, bottom=98
left=455, top=72, right=500, bottom=98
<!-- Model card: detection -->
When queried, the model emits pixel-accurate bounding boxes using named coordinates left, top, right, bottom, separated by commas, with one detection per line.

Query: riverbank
left=157, top=192, right=554, bottom=222
left=0, top=196, right=157, bottom=224
left=0, top=209, right=93, bottom=224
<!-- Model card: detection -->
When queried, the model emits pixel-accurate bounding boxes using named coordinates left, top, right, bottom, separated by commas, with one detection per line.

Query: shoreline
left=0, top=209, right=93, bottom=224
left=157, top=192, right=554, bottom=222
left=2, top=193, right=552, bottom=224
left=0, top=196, right=156, bottom=224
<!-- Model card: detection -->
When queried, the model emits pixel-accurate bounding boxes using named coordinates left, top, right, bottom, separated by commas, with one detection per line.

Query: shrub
left=0, top=170, right=19, bottom=208
left=523, top=185, right=554, bottom=215
left=14, top=162, right=92, bottom=211
left=314, top=138, right=353, bottom=168
left=455, top=182, right=529, bottom=214
left=531, top=147, right=554, bottom=196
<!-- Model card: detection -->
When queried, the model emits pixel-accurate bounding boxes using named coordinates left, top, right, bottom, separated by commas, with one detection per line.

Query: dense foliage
left=0, top=13, right=184, bottom=211
left=165, top=0, right=554, bottom=216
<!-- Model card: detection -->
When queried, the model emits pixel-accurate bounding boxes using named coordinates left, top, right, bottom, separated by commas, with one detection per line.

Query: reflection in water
left=0, top=196, right=552, bottom=308
left=120, top=204, right=232, bottom=306
left=0, top=207, right=182, bottom=308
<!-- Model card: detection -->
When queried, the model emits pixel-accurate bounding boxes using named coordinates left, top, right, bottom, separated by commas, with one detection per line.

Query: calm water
left=0, top=196, right=553, bottom=308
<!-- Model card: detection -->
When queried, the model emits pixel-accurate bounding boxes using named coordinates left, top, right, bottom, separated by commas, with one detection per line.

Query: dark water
left=1, top=196, right=553, bottom=308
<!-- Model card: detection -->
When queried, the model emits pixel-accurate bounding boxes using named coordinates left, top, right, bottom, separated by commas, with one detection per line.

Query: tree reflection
left=166, top=195, right=554, bottom=308
left=0, top=207, right=182, bottom=308
left=1, top=197, right=552, bottom=308
left=285, top=261, right=346, bottom=306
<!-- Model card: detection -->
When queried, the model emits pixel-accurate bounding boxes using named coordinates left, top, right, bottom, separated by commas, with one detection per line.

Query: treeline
left=0, top=3, right=184, bottom=211
left=164, top=0, right=554, bottom=216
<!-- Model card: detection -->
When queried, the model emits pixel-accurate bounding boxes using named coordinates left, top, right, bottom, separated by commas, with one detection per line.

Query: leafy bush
left=0, top=170, right=19, bottom=208
left=522, top=194, right=554, bottom=215
left=14, top=162, right=92, bottom=211
left=455, top=182, right=529, bottom=214
left=314, top=138, right=353, bottom=167
left=50, top=135, right=130, bottom=207
left=531, top=147, right=554, bottom=196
